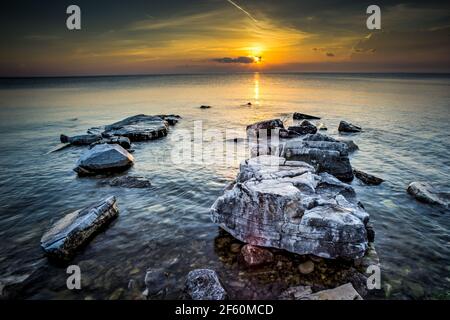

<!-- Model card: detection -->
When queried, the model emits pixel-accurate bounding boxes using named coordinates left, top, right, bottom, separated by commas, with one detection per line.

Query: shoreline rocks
left=407, top=182, right=449, bottom=207
left=60, top=134, right=102, bottom=145
left=353, top=169, right=384, bottom=185
left=40, top=196, right=119, bottom=261
left=293, top=112, right=320, bottom=120
left=185, top=269, right=227, bottom=300
left=338, top=121, right=362, bottom=133
left=211, top=155, right=370, bottom=259
left=74, top=144, right=134, bottom=176
left=287, top=120, right=318, bottom=135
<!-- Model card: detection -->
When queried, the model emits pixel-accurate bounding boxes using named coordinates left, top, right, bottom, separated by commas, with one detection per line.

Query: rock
left=246, top=119, right=284, bottom=137
left=99, top=114, right=180, bottom=142
left=335, top=138, right=359, bottom=153
left=366, top=223, right=375, bottom=242
left=298, top=260, right=315, bottom=274
left=353, top=169, right=384, bottom=185
left=338, top=121, right=362, bottom=133
left=211, top=155, right=370, bottom=259
left=40, top=196, right=119, bottom=261
left=47, top=143, right=71, bottom=154
left=200, top=105, right=211, bottom=109
left=407, top=182, right=449, bottom=207
left=293, top=112, right=320, bottom=120
left=60, top=134, right=102, bottom=145
left=246, top=102, right=252, bottom=106
left=317, top=122, right=327, bottom=131
left=230, top=243, right=241, bottom=253
left=185, top=269, right=227, bottom=300
left=287, top=120, right=318, bottom=135
left=144, top=268, right=168, bottom=296
left=240, top=244, right=274, bottom=267
left=280, top=283, right=362, bottom=300
left=99, top=176, right=151, bottom=188
left=91, top=136, right=131, bottom=150
left=74, top=144, right=134, bottom=175
left=281, top=133, right=354, bottom=182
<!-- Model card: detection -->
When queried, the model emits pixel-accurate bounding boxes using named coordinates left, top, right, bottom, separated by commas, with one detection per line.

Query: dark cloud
left=212, top=56, right=256, bottom=64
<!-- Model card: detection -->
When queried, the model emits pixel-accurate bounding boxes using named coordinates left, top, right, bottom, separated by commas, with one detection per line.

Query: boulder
left=185, top=269, right=227, bottom=300
left=90, top=136, right=131, bottom=150
left=40, top=196, right=119, bottom=261
left=246, top=119, right=284, bottom=137
left=407, top=182, right=449, bottom=207
left=74, top=144, right=134, bottom=175
left=353, top=169, right=384, bottom=185
left=338, top=121, right=361, bottom=133
left=280, top=283, right=362, bottom=300
left=99, top=114, right=180, bottom=141
left=287, top=120, right=318, bottom=135
left=98, top=176, right=151, bottom=188
left=335, top=138, right=359, bottom=153
left=280, top=133, right=354, bottom=182
left=293, top=112, right=320, bottom=120
left=211, top=155, right=370, bottom=259
left=60, top=134, right=102, bottom=145
left=240, top=244, right=274, bottom=267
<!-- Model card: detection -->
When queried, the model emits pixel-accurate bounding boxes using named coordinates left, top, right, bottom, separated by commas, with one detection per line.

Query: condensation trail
left=226, top=0, right=258, bottom=23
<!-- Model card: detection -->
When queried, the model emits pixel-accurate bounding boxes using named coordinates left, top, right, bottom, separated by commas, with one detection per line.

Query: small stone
left=241, top=245, right=274, bottom=267
left=200, top=105, right=212, bottom=109
left=298, top=261, right=315, bottom=274
left=230, top=243, right=241, bottom=253
left=185, top=269, right=227, bottom=300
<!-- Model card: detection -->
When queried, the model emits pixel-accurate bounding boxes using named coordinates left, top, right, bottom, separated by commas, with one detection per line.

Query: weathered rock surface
left=98, top=176, right=151, bottom=188
left=74, top=144, right=134, bottom=175
left=40, top=196, right=119, bottom=261
left=211, top=155, right=370, bottom=259
left=407, top=182, right=450, bottom=207
left=338, top=121, right=362, bottom=133
left=101, top=114, right=179, bottom=141
left=335, top=138, right=359, bottom=153
left=353, top=169, right=384, bottom=185
left=288, top=120, right=318, bottom=135
left=280, top=133, right=354, bottom=182
left=240, top=244, right=274, bottom=267
left=246, top=119, right=284, bottom=137
left=293, top=112, right=320, bottom=120
left=60, top=134, right=102, bottom=145
left=143, top=268, right=168, bottom=297
left=280, top=283, right=362, bottom=300
left=185, top=269, right=227, bottom=300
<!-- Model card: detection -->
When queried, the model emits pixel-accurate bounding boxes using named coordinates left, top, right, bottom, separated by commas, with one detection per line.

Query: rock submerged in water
left=60, top=134, right=102, bottom=145
left=280, top=133, right=354, bottom=182
left=407, top=182, right=449, bottom=207
left=90, top=136, right=132, bottom=150
left=246, top=119, right=284, bottom=137
left=287, top=120, right=318, bottom=135
left=338, top=121, right=362, bottom=133
left=200, top=105, right=211, bottom=109
left=353, top=169, right=384, bottom=185
left=74, top=144, right=134, bottom=176
left=335, top=137, right=359, bottom=153
left=240, top=244, right=274, bottom=267
left=211, top=155, right=370, bottom=259
left=280, top=283, right=362, bottom=300
left=293, top=112, right=320, bottom=120
left=40, top=196, right=119, bottom=261
left=98, top=176, right=151, bottom=188
left=185, top=269, right=227, bottom=300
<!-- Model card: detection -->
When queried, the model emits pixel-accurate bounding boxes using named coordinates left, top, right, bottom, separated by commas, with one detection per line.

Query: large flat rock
left=211, top=155, right=370, bottom=259
left=74, top=144, right=134, bottom=175
left=40, top=196, right=119, bottom=261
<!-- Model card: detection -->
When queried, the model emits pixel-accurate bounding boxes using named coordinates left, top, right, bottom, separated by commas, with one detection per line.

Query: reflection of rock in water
left=213, top=229, right=377, bottom=299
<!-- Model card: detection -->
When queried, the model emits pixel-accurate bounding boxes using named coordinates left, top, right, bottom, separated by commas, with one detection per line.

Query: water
left=0, top=73, right=449, bottom=299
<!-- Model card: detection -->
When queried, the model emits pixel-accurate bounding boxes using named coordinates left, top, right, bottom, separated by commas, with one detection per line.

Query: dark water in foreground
left=0, top=73, right=449, bottom=299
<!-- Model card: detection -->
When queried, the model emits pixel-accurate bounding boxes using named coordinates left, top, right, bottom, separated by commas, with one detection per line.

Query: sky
left=0, top=0, right=449, bottom=76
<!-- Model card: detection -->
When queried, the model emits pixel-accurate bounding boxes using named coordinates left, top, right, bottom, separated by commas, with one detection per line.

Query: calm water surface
left=0, top=73, right=449, bottom=299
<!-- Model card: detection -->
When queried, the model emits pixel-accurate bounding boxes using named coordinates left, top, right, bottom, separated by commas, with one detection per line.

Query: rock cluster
left=211, top=155, right=371, bottom=259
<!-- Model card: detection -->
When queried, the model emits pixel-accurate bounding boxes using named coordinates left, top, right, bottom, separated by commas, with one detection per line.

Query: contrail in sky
left=226, top=0, right=258, bottom=23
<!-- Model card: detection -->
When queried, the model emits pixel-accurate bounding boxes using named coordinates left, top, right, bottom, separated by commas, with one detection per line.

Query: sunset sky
left=1, top=0, right=449, bottom=76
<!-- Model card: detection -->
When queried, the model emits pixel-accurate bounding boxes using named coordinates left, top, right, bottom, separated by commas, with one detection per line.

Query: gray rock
left=60, top=134, right=102, bottom=145
left=338, top=121, right=362, bottom=133
left=40, top=196, right=119, bottom=261
left=280, top=133, right=354, bottom=182
left=246, top=119, right=284, bottom=137
left=185, top=269, right=227, bottom=300
left=407, top=182, right=449, bottom=207
left=240, top=244, right=274, bottom=267
left=335, top=138, right=359, bottom=153
left=293, top=112, right=320, bottom=120
left=288, top=120, right=318, bottom=135
left=99, top=114, right=180, bottom=141
left=74, top=144, right=134, bottom=175
left=279, top=283, right=362, bottom=300
left=90, top=136, right=132, bottom=150
left=279, top=285, right=313, bottom=300
left=99, top=176, right=151, bottom=188
left=298, top=260, right=315, bottom=274
left=211, top=155, right=370, bottom=259
left=353, top=169, right=384, bottom=185
left=143, top=268, right=168, bottom=296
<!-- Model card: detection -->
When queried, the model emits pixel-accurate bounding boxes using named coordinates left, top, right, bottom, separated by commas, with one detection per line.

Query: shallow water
left=0, top=73, right=449, bottom=299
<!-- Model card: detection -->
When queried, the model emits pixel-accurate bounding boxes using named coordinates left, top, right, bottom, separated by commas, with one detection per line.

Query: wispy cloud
left=212, top=56, right=256, bottom=64
left=226, top=0, right=258, bottom=23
